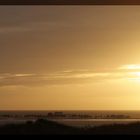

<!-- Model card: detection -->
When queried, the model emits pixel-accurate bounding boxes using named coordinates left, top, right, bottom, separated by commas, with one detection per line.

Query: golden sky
left=1, top=6, right=140, bottom=110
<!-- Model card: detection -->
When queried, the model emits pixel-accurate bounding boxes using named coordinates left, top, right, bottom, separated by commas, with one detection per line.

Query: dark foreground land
left=1, top=119, right=140, bottom=135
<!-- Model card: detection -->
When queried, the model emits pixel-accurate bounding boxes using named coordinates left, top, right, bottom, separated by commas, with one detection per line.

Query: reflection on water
left=53, top=119, right=140, bottom=127
left=1, top=118, right=140, bottom=127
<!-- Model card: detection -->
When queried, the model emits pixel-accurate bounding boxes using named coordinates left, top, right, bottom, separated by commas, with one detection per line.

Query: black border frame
left=0, top=0, right=140, bottom=5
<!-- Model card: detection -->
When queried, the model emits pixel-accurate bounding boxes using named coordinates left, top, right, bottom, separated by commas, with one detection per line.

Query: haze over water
left=1, top=110, right=140, bottom=127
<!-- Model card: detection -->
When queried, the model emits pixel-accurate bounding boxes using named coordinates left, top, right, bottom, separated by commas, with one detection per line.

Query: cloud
left=0, top=19, right=77, bottom=34
left=0, top=67, right=139, bottom=87
left=0, top=18, right=66, bottom=33
left=118, top=64, right=140, bottom=70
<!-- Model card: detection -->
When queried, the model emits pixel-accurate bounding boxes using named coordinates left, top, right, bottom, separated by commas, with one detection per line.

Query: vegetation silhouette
left=1, top=119, right=140, bottom=135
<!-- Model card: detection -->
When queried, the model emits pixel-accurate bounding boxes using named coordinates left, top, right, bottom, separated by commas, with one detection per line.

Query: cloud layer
left=0, top=66, right=139, bottom=87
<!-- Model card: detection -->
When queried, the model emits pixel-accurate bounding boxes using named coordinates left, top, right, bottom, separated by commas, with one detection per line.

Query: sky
left=1, top=6, right=140, bottom=110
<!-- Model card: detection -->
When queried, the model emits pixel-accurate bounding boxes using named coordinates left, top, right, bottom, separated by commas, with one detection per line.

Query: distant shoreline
left=1, top=111, right=140, bottom=127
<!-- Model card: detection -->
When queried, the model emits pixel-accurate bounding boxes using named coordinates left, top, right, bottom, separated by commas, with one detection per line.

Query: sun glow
left=133, top=72, right=140, bottom=77
left=119, top=65, right=140, bottom=81
left=127, top=72, right=140, bottom=82
left=119, top=64, right=140, bottom=70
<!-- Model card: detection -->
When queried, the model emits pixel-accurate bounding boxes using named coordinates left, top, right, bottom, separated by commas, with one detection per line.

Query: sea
left=1, top=111, right=140, bottom=127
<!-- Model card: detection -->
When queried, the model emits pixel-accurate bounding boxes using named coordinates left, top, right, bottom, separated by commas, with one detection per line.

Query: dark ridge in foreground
left=0, top=119, right=80, bottom=135
left=1, top=119, right=140, bottom=135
